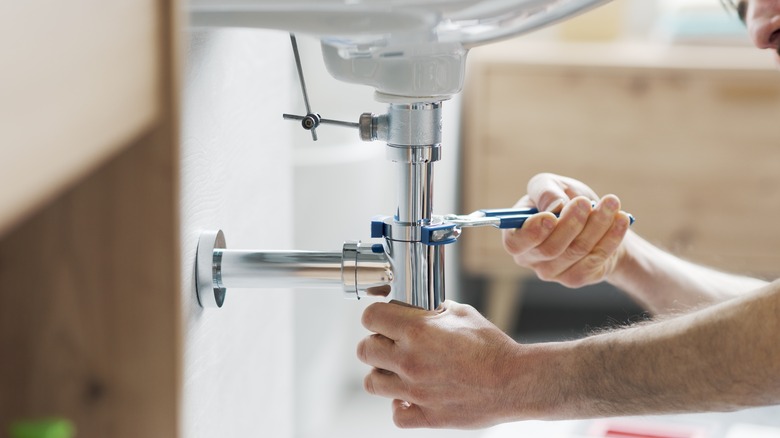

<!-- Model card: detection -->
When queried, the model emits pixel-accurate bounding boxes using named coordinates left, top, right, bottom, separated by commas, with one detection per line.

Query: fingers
left=364, top=368, right=407, bottom=398
left=527, top=173, right=599, bottom=212
left=364, top=372, right=433, bottom=428
left=528, top=196, right=593, bottom=261
left=357, top=333, right=398, bottom=371
left=556, top=195, right=622, bottom=264
left=504, top=173, right=606, bottom=257
left=504, top=196, right=592, bottom=261
left=358, top=299, right=511, bottom=429
left=557, top=210, right=631, bottom=285
left=502, top=211, right=557, bottom=255
left=527, top=173, right=571, bottom=212
left=359, top=301, right=447, bottom=375
left=361, top=301, right=428, bottom=341
left=503, top=194, right=630, bottom=286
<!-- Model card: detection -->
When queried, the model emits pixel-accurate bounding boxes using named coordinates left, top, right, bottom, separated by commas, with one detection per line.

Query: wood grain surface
left=0, top=0, right=181, bottom=436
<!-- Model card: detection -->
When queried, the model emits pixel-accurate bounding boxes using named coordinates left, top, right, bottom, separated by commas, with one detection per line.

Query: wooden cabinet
left=0, top=1, right=180, bottom=437
left=461, top=42, right=780, bottom=328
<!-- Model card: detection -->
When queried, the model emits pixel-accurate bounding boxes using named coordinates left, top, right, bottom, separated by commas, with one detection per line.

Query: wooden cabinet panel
left=0, top=130, right=180, bottom=438
left=0, top=1, right=180, bottom=436
left=462, top=42, right=780, bottom=281
left=0, top=1, right=161, bottom=236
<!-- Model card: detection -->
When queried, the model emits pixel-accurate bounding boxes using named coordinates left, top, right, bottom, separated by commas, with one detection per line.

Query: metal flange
left=196, top=230, right=227, bottom=308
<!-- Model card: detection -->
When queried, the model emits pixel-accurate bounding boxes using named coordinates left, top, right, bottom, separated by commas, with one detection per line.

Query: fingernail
left=603, top=196, right=619, bottom=213
left=617, top=213, right=631, bottom=231
left=542, top=218, right=555, bottom=231
left=546, top=199, right=565, bottom=213
left=576, top=198, right=592, bottom=212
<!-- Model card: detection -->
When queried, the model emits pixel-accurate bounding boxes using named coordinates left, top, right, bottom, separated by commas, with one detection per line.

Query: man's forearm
left=607, top=231, right=769, bottom=315
left=518, top=281, right=780, bottom=419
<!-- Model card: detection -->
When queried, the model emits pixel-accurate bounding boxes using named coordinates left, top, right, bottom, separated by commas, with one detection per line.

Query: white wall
left=181, top=29, right=295, bottom=438
left=289, top=36, right=392, bottom=438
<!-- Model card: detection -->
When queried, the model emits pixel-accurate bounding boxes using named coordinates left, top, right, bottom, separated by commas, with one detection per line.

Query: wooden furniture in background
left=0, top=1, right=181, bottom=437
left=461, top=42, right=780, bottom=330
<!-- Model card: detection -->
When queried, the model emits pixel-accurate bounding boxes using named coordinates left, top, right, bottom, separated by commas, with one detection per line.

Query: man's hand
left=502, top=173, right=632, bottom=288
left=357, top=290, right=780, bottom=427
left=357, top=300, right=527, bottom=429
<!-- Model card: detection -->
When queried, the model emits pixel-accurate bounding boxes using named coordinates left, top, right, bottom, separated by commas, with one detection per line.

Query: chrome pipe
left=384, top=240, right=445, bottom=310
left=428, top=244, right=445, bottom=310
left=216, top=250, right=343, bottom=289
left=342, top=242, right=394, bottom=299
left=386, top=103, right=442, bottom=225
left=391, top=157, right=437, bottom=225
left=196, top=231, right=393, bottom=308
left=379, top=102, right=446, bottom=311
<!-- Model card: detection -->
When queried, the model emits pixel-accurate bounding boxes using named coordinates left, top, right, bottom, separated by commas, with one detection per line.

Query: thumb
left=527, top=174, right=570, bottom=213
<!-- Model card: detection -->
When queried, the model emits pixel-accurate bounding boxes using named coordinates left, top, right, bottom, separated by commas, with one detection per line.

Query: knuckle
left=590, top=245, right=610, bottom=262
left=564, top=238, right=591, bottom=259
left=360, top=304, right=377, bottom=329
left=393, top=411, right=413, bottom=429
left=363, top=373, right=376, bottom=395
left=397, top=355, right=423, bottom=380
left=586, top=255, right=611, bottom=281
left=408, top=386, right=431, bottom=404
left=529, top=172, right=554, bottom=186
left=397, top=356, right=417, bottom=377
left=582, top=249, right=610, bottom=275
left=559, top=271, right=586, bottom=288
left=401, top=319, right=424, bottom=343
left=560, top=254, right=609, bottom=288
left=591, top=210, right=613, bottom=228
left=458, top=302, right=477, bottom=316
left=502, top=232, right=522, bottom=255
left=535, top=266, right=557, bottom=282
left=534, top=243, right=562, bottom=260
left=512, top=254, right=530, bottom=268
left=445, top=301, right=472, bottom=317
left=356, top=339, right=368, bottom=363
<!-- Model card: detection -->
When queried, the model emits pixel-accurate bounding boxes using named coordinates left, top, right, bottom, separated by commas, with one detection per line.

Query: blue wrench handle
left=478, top=206, right=635, bottom=229
left=479, top=208, right=540, bottom=218
left=493, top=214, right=533, bottom=229
left=479, top=209, right=539, bottom=229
